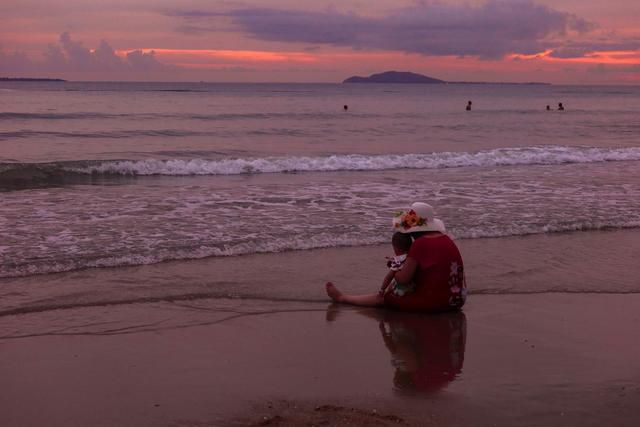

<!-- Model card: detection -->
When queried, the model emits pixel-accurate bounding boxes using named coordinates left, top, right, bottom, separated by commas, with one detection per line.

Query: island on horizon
left=343, top=71, right=445, bottom=84
left=343, top=70, right=550, bottom=85
left=0, top=77, right=67, bottom=82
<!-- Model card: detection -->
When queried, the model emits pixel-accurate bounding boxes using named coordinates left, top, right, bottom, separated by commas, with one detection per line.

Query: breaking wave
left=54, top=145, right=640, bottom=175
left=3, top=146, right=640, bottom=190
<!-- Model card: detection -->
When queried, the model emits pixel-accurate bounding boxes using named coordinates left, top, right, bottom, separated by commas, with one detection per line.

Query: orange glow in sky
left=510, top=50, right=640, bottom=65
left=116, top=49, right=318, bottom=65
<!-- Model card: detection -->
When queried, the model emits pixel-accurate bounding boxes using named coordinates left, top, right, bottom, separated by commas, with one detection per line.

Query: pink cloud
left=0, top=32, right=168, bottom=75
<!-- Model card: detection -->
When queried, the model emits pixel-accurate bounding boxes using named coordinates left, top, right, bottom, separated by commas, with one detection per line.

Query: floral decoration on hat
left=394, top=209, right=427, bottom=230
left=391, top=202, right=446, bottom=234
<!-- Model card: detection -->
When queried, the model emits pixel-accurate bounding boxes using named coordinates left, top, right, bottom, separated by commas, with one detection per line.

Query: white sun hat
left=392, top=202, right=446, bottom=234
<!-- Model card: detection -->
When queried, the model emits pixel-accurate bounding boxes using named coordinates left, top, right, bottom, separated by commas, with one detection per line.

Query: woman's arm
left=393, top=257, right=418, bottom=285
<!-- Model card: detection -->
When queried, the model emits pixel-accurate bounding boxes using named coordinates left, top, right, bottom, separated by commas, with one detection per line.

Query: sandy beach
left=2, top=231, right=639, bottom=426
left=2, top=294, right=639, bottom=426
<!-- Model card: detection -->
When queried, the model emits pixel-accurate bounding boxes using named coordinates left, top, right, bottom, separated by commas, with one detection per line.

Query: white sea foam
left=0, top=234, right=385, bottom=278
left=67, top=146, right=640, bottom=176
left=2, top=219, right=639, bottom=279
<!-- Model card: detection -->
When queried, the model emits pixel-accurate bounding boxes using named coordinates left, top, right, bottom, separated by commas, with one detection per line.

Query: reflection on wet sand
left=381, top=310, right=466, bottom=394
left=327, top=306, right=466, bottom=394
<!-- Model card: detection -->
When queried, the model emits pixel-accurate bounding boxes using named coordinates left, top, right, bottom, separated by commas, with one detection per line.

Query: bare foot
left=325, top=282, right=344, bottom=303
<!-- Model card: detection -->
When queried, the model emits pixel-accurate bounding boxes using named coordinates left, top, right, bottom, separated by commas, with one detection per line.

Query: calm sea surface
left=1, top=81, right=639, bottom=311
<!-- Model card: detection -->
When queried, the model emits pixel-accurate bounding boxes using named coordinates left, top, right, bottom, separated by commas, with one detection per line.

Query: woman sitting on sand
left=326, top=202, right=467, bottom=312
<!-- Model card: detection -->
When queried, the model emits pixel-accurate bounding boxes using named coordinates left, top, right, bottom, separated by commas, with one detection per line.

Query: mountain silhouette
left=343, top=71, right=445, bottom=84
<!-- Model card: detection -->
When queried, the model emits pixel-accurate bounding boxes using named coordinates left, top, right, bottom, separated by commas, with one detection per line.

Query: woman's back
left=385, top=234, right=466, bottom=311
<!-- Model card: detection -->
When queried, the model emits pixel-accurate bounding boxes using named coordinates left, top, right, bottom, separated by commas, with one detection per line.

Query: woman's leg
left=325, top=282, right=384, bottom=307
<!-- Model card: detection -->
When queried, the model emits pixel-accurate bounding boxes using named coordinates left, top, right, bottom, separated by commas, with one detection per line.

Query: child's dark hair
left=392, top=232, right=412, bottom=252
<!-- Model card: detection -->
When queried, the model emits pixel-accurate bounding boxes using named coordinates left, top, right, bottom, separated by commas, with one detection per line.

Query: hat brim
left=393, top=217, right=446, bottom=234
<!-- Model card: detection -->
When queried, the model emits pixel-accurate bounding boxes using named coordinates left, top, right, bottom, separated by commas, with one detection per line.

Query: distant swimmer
left=466, top=101, right=472, bottom=111
left=546, top=105, right=551, bottom=111
left=558, top=102, right=565, bottom=111
left=343, top=105, right=348, bottom=111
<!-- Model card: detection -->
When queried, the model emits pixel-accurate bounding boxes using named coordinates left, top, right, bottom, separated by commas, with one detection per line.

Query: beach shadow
left=326, top=305, right=466, bottom=395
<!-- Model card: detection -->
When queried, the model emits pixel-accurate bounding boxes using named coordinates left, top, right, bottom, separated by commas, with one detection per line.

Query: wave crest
left=68, top=146, right=640, bottom=176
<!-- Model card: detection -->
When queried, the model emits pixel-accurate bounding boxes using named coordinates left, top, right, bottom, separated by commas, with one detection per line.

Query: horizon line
left=3, top=77, right=640, bottom=87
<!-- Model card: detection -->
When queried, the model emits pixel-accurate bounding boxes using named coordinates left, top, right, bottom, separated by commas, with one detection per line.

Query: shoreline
left=2, top=294, right=640, bottom=426
left=2, top=228, right=639, bottom=318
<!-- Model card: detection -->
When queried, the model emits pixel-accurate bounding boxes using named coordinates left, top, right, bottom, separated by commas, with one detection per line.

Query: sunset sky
left=1, top=0, right=639, bottom=83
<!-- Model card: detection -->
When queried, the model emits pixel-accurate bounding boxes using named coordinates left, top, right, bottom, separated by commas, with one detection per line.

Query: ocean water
left=1, top=81, right=640, bottom=313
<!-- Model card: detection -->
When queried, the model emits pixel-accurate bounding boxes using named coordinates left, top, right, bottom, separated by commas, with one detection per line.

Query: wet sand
left=2, top=230, right=639, bottom=426
left=2, top=293, right=640, bottom=426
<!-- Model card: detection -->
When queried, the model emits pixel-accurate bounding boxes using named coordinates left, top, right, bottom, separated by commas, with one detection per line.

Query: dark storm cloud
left=167, top=1, right=593, bottom=58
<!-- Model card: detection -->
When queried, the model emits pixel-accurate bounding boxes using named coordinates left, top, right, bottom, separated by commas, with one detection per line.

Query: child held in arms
left=380, top=232, right=416, bottom=297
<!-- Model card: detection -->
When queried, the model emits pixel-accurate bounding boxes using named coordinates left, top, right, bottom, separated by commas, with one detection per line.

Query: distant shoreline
left=0, top=77, right=67, bottom=82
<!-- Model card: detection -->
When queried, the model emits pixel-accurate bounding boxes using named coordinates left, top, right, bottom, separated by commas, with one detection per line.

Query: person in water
left=546, top=105, right=551, bottom=111
left=326, top=202, right=467, bottom=312
left=558, top=102, right=565, bottom=111
left=466, top=101, right=472, bottom=111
